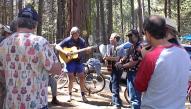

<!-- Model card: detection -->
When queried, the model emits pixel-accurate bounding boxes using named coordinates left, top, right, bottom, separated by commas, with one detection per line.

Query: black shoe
left=51, top=98, right=60, bottom=105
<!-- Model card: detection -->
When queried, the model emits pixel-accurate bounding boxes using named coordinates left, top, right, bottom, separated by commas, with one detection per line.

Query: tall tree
left=148, top=0, right=151, bottom=16
left=137, top=0, right=143, bottom=36
left=106, top=0, right=112, bottom=39
left=18, top=0, right=22, bottom=11
left=95, top=0, right=100, bottom=42
left=66, top=0, right=88, bottom=35
left=177, top=0, right=180, bottom=33
left=10, top=0, right=14, bottom=21
left=100, top=0, right=106, bottom=44
left=131, top=0, right=135, bottom=29
left=168, top=0, right=171, bottom=18
left=120, top=0, right=124, bottom=34
left=57, top=0, right=66, bottom=39
left=37, top=0, right=44, bottom=36
left=164, top=0, right=167, bottom=17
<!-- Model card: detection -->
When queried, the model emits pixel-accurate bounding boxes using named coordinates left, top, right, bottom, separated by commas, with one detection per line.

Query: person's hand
left=115, top=62, right=124, bottom=71
left=103, top=55, right=109, bottom=60
left=141, top=45, right=152, bottom=57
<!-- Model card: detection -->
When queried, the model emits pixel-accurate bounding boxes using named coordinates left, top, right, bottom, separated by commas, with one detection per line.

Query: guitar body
left=59, top=45, right=97, bottom=63
left=59, top=46, right=78, bottom=63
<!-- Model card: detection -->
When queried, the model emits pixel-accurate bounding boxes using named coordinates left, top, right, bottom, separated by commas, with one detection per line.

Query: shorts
left=66, top=61, right=84, bottom=73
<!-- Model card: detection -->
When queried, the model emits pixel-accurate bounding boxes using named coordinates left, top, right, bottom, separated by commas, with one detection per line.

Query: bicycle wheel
left=55, top=72, right=69, bottom=89
left=84, top=73, right=106, bottom=94
left=124, top=88, right=131, bottom=105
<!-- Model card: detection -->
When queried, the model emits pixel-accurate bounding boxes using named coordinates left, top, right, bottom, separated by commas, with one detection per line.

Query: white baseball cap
left=165, top=18, right=177, bottom=30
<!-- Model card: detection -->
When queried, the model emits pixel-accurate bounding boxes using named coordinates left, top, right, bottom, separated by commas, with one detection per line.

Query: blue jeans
left=127, top=71, right=141, bottom=109
left=109, top=67, right=123, bottom=107
left=48, top=75, right=57, bottom=97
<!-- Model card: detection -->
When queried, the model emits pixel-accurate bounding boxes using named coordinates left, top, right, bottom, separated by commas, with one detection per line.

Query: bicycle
left=55, top=61, right=106, bottom=94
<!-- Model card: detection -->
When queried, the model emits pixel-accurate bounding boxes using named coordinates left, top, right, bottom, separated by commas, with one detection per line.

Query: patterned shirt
left=0, top=32, right=58, bottom=109
left=126, top=41, right=142, bottom=72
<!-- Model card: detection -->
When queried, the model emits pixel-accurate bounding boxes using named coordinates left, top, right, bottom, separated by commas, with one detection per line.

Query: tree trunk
left=177, top=0, right=180, bottom=33
left=164, top=0, right=167, bottom=17
left=106, top=0, right=112, bottom=40
left=37, top=0, right=43, bottom=36
left=137, top=0, right=143, bottom=36
left=95, top=0, right=100, bottom=42
left=148, top=0, right=150, bottom=16
left=131, top=0, right=135, bottom=29
left=57, top=0, right=66, bottom=40
left=66, top=0, right=88, bottom=36
left=18, top=0, right=22, bottom=11
left=10, top=0, right=14, bottom=21
left=168, top=0, right=171, bottom=18
left=100, top=0, right=106, bottom=44
left=120, top=0, right=123, bottom=35
left=2, top=0, right=7, bottom=24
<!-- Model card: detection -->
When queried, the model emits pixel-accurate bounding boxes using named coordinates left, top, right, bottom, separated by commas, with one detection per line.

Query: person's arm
left=39, top=38, right=62, bottom=75
left=55, top=42, right=72, bottom=56
left=134, top=48, right=162, bottom=92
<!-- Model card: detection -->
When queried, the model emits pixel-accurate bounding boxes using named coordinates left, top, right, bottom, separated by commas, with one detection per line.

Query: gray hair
left=70, top=27, right=80, bottom=36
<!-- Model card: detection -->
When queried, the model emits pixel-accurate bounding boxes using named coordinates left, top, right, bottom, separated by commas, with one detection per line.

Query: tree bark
left=57, top=0, right=66, bottom=40
left=106, top=0, right=112, bottom=39
left=131, top=0, right=135, bottom=29
left=95, top=0, right=100, bottom=42
left=148, top=0, right=150, bottom=16
left=177, top=0, right=180, bottom=33
left=66, top=0, right=88, bottom=36
left=37, top=0, right=43, bottom=36
left=120, top=0, right=124, bottom=35
left=100, top=0, right=106, bottom=44
left=168, top=0, right=171, bottom=18
left=10, top=0, right=14, bottom=21
left=164, top=0, right=167, bottom=17
left=137, top=0, right=143, bottom=36
left=18, top=0, right=22, bottom=11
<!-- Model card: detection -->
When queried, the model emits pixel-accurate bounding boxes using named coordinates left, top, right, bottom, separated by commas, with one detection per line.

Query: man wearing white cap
left=0, top=25, right=12, bottom=43
left=165, top=18, right=180, bottom=46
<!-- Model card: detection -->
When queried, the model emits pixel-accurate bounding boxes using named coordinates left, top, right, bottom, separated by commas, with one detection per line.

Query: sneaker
left=51, top=98, right=60, bottom=105
left=82, top=96, right=88, bottom=102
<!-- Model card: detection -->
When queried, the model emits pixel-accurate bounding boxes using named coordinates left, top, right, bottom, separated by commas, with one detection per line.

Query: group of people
left=104, top=15, right=191, bottom=109
left=0, top=5, right=190, bottom=109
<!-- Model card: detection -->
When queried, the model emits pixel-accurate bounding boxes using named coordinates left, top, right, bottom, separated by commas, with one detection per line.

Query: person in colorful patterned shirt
left=0, top=6, right=62, bottom=109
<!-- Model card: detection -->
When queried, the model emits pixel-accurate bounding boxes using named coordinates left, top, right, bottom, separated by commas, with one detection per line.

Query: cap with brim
left=3, top=25, right=12, bottom=33
left=126, top=29, right=139, bottom=37
left=165, top=18, right=177, bottom=30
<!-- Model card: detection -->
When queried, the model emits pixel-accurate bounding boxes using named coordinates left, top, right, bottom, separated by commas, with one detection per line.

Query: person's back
left=140, top=45, right=190, bottom=109
left=0, top=32, right=59, bottom=109
left=0, top=6, right=61, bottom=109
left=135, top=15, right=191, bottom=109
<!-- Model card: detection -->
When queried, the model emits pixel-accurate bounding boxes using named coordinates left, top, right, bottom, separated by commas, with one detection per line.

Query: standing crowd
left=0, top=5, right=190, bottom=109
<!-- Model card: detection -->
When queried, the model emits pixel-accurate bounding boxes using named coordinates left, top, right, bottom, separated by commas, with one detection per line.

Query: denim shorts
left=66, top=61, right=84, bottom=73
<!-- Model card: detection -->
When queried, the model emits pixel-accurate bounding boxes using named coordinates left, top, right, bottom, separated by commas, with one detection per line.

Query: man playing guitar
left=55, top=27, right=88, bottom=102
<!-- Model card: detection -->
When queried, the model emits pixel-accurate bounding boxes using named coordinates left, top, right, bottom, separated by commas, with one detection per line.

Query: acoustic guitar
left=59, top=45, right=97, bottom=63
